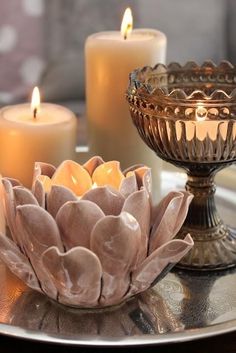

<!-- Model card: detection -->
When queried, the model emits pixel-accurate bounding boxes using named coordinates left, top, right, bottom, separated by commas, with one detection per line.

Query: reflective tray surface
left=0, top=170, right=235, bottom=346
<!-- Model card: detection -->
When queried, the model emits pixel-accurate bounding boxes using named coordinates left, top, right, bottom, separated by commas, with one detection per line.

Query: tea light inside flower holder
left=127, top=61, right=236, bottom=270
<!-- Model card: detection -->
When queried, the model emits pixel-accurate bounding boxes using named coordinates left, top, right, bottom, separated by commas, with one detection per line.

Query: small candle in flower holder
left=0, top=156, right=193, bottom=308
left=0, top=87, right=77, bottom=187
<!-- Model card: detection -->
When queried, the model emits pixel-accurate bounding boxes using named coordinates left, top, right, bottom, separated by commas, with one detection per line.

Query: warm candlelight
left=0, top=88, right=77, bottom=186
left=121, top=8, right=133, bottom=40
left=31, top=86, right=40, bottom=119
left=195, top=103, right=207, bottom=121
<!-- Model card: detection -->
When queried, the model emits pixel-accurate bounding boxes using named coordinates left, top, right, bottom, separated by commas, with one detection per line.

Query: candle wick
left=124, top=33, right=127, bottom=40
left=33, top=108, right=37, bottom=119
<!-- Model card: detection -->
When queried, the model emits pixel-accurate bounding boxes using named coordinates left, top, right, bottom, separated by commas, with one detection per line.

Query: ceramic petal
left=123, top=165, right=151, bottom=194
left=119, top=172, right=138, bottom=198
left=82, top=186, right=125, bottom=216
left=33, top=162, right=56, bottom=182
left=135, top=167, right=152, bottom=195
left=16, top=205, right=63, bottom=257
left=92, top=161, right=124, bottom=190
left=172, top=191, right=193, bottom=235
left=83, top=156, right=105, bottom=176
left=16, top=204, right=64, bottom=298
left=36, top=175, right=52, bottom=193
left=0, top=233, right=40, bottom=292
left=13, top=187, right=39, bottom=207
left=122, top=189, right=150, bottom=264
left=100, top=272, right=130, bottom=306
left=87, top=211, right=141, bottom=274
left=5, top=178, right=22, bottom=187
left=149, top=191, right=186, bottom=254
left=51, top=160, right=92, bottom=196
left=47, top=185, right=77, bottom=218
left=42, top=246, right=102, bottom=306
left=56, top=200, right=104, bottom=250
left=32, top=178, right=45, bottom=207
left=90, top=212, right=141, bottom=303
left=2, top=178, right=18, bottom=244
left=130, top=234, right=194, bottom=294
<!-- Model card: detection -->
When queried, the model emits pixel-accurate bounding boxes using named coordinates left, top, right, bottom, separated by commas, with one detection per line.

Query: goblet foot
left=174, top=167, right=236, bottom=270
left=177, top=225, right=236, bottom=270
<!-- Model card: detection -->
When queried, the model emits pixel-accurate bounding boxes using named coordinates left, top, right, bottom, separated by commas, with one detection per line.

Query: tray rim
left=0, top=312, right=236, bottom=346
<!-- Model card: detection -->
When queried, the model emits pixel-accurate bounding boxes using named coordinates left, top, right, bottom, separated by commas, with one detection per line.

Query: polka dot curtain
left=0, top=0, right=45, bottom=104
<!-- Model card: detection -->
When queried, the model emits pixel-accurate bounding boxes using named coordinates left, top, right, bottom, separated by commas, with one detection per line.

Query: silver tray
left=0, top=170, right=236, bottom=346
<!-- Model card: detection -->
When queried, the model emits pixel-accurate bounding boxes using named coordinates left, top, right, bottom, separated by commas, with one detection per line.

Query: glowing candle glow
left=0, top=88, right=77, bottom=186
left=121, top=7, right=133, bottom=39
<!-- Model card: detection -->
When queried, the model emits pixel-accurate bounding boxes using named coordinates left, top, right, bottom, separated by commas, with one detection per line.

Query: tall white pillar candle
left=85, top=10, right=167, bottom=201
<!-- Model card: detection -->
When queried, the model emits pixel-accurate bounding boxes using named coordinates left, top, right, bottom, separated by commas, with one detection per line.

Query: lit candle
left=0, top=87, right=77, bottom=187
left=85, top=8, right=167, bottom=201
left=176, top=103, right=229, bottom=142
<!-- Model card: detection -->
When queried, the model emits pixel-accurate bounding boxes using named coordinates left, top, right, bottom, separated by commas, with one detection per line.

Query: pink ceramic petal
left=83, top=156, right=105, bottom=176
left=130, top=234, right=194, bottom=294
left=122, top=189, right=150, bottom=265
left=33, top=162, right=56, bottom=183
left=6, top=178, right=22, bottom=187
left=123, top=164, right=144, bottom=175
left=51, top=160, right=92, bottom=197
left=0, top=179, right=6, bottom=235
left=119, top=172, right=138, bottom=198
left=0, top=232, right=41, bottom=292
left=42, top=246, right=102, bottom=307
left=2, top=178, right=18, bottom=244
left=82, top=186, right=125, bottom=216
left=16, top=205, right=63, bottom=299
left=13, top=187, right=39, bottom=207
left=47, top=185, right=77, bottom=218
left=149, top=192, right=184, bottom=254
left=32, top=179, right=45, bottom=208
left=172, top=191, right=193, bottom=235
left=100, top=272, right=130, bottom=307
left=90, top=212, right=141, bottom=303
left=92, top=161, right=125, bottom=190
left=56, top=200, right=104, bottom=250
left=16, top=205, right=64, bottom=257
left=135, top=167, right=152, bottom=194
left=91, top=212, right=141, bottom=273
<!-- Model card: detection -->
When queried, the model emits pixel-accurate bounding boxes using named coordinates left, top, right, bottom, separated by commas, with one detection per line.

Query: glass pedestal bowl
left=127, top=61, right=236, bottom=270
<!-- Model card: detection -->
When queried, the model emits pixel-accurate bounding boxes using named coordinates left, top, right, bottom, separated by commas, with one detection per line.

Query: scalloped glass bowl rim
left=128, top=60, right=236, bottom=103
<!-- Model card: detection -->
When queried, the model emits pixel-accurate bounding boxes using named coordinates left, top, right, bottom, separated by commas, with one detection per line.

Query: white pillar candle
left=85, top=9, right=167, bottom=200
left=0, top=88, right=77, bottom=187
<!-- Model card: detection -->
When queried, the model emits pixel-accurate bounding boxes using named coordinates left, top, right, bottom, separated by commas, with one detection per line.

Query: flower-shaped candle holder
left=0, top=157, right=193, bottom=308
left=127, top=61, right=236, bottom=270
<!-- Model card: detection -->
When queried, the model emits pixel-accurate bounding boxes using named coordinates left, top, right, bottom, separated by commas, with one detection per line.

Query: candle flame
left=195, top=103, right=207, bottom=121
left=31, top=86, right=40, bottom=118
left=121, top=8, right=133, bottom=40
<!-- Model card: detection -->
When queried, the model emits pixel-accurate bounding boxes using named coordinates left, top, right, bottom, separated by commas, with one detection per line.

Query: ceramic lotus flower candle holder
left=0, top=156, right=193, bottom=308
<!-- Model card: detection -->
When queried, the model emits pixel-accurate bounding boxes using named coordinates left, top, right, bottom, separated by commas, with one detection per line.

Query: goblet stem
left=184, top=173, right=220, bottom=230
left=177, top=169, right=236, bottom=270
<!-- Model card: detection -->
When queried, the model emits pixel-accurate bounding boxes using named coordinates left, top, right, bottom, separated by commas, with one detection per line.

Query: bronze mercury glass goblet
left=127, top=61, right=236, bottom=270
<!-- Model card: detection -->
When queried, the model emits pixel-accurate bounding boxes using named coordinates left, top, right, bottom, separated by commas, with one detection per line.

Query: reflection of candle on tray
left=0, top=87, right=77, bottom=187
left=85, top=7, right=167, bottom=200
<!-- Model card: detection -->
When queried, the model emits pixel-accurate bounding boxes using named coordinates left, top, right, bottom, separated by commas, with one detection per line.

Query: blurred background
left=0, top=0, right=235, bottom=106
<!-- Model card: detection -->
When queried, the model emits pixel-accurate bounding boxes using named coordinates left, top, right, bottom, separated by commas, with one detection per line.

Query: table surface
left=1, top=104, right=236, bottom=352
